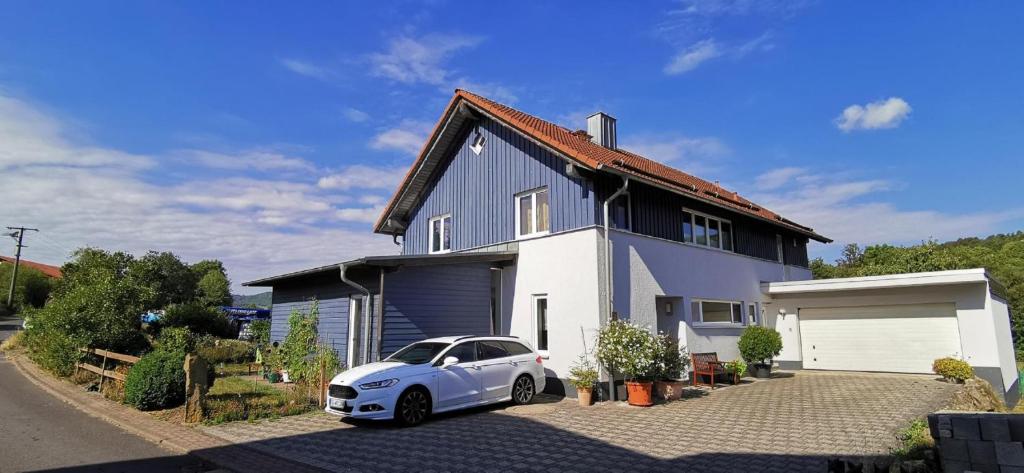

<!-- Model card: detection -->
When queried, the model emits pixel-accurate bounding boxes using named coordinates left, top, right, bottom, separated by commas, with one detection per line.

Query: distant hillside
left=232, top=291, right=272, bottom=308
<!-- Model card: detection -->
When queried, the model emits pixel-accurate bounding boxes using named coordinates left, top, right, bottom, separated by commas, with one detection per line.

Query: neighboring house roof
left=0, top=255, right=62, bottom=278
left=375, top=89, right=831, bottom=243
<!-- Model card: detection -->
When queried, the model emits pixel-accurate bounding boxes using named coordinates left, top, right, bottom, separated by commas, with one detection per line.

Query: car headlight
left=359, top=378, right=399, bottom=390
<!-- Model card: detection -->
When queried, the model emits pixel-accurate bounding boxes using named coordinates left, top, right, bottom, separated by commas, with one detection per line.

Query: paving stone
left=996, top=442, right=1024, bottom=467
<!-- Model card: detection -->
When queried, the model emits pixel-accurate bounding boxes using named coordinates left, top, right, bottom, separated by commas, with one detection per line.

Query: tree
left=192, top=260, right=232, bottom=307
left=0, top=265, right=53, bottom=310
left=130, top=251, right=198, bottom=310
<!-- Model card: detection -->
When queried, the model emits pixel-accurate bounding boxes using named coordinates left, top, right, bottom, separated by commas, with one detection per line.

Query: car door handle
left=471, top=365, right=481, bottom=370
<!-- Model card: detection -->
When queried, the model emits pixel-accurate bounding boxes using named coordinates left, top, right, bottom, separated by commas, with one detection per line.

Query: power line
left=5, top=226, right=39, bottom=307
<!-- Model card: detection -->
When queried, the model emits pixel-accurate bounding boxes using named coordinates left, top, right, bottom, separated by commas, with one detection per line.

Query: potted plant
left=596, top=319, right=658, bottom=406
left=568, top=353, right=599, bottom=406
left=724, top=359, right=747, bottom=384
left=653, top=334, right=690, bottom=401
left=737, top=326, right=783, bottom=378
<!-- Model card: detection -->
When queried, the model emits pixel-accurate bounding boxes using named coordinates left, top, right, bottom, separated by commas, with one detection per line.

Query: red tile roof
left=376, top=89, right=829, bottom=242
left=0, top=256, right=62, bottom=278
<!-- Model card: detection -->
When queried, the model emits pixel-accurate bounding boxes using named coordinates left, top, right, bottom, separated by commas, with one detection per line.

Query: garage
left=799, top=303, right=962, bottom=373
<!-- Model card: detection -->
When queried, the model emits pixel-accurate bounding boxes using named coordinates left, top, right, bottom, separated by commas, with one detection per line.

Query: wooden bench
left=690, top=352, right=735, bottom=389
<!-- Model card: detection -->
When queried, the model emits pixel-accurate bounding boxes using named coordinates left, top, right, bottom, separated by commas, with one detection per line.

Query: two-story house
left=246, top=90, right=1018, bottom=405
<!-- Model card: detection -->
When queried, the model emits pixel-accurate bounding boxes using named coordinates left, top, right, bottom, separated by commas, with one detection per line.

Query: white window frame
left=747, top=302, right=758, bottom=326
left=691, top=298, right=745, bottom=327
left=532, top=294, right=549, bottom=357
left=515, top=188, right=550, bottom=239
left=428, top=214, right=452, bottom=254
left=681, top=208, right=733, bottom=252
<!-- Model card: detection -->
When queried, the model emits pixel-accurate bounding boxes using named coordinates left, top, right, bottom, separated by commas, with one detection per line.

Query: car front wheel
left=511, top=375, right=535, bottom=405
left=395, top=388, right=430, bottom=427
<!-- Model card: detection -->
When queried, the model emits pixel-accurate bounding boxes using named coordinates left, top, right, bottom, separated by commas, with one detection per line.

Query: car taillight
left=535, top=356, right=543, bottom=364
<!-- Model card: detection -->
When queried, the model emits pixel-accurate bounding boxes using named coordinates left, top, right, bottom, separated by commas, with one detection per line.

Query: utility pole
left=6, top=227, right=39, bottom=307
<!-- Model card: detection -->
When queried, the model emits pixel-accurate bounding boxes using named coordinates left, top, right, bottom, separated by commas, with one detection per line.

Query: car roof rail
left=452, top=334, right=520, bottom=342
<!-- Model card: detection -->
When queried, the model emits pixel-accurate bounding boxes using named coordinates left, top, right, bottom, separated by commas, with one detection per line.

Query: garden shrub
left=26, top=328, right=81, bottom=377
left=932, top=357, right=973, bottom=382
left=197, top=339, right=255, bottom=364
left=892, top=419, right=933, bottom=460
left=160, top=302, right=231, bottom=338
left=157, top=327, right=195, bottom=353
left=653, top=334, right=689, bottom=381
left=568, top=353, right=599, bottom=390
left=737, top=325, right=783, bottom=365
left=124, top=349, right=187, bottom=410
left=595, top=319, right=658, bottom=381
left=248, top=320, right=270, bottom=347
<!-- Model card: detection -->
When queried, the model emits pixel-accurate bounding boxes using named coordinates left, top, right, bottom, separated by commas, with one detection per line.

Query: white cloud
left=619, top=134, right=729, bottom=174
left=368, top=34, right=482, bottom=85
left=664, top=39, right=723, bottom=75
left=317, top=165, right=407, bottom=191
left=449, top=78, right=518, bottom=104
left=0, top=91, right=397, bottom=292
left=343, top=107, right=370, bottom=123
left=753, top=166, right=806, bottom=190
left=369, top=119, right=432, bottom=156
left=749, top=169, right=1021, bottom=251
left=178, top=149, right=316, bottom=173
left=835, top=97, right=912, bottom=132
left=279, top=58, right=331, bottom=80
left=335, top=206, right=386, bottom=223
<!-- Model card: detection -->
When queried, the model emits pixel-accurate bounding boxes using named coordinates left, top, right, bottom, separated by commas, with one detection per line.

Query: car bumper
left=323, top=392, right=394, bottom=420
left=535, top=374, right=547, bottom=394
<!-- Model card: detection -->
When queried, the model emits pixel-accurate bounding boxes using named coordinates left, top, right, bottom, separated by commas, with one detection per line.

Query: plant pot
left=576, top=387, right=593, bottom=407
left=654, top=380, right=685, bottom=401
left=754, top=363, right=771, bottom=379
left=625, top=381, right=654, bottom=406
left=281, top=370, right=291, bottom=383
left=267, top=372, right=281, bottom=383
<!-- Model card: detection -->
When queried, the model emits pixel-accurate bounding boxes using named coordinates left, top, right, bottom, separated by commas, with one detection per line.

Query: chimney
left=586, top=112, right=617, bottom=149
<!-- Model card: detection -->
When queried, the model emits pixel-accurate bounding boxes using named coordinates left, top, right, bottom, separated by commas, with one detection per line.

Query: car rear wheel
left=395, top=387, right=430, bottom=427
left=511, top=375, right=535, bottom=405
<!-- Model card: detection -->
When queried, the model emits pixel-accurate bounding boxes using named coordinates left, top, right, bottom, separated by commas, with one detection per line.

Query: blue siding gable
left=403, top=116, right=597, bottom=254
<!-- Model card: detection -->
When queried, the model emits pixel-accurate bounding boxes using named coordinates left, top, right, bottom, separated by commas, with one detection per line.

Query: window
left=470, top=132, right=486, bottom=155
left=477, top=340, right=510, bottom=360
left=498, top=341, right=532, bottom=356
left=534, top=295, right=548, bottom=353
left=611, top=194, right=630, bottom=230
left=693, top=299, right=743, bottom=325
left=516, top=188, right=550, bottom=238
left=748, top=303, right=757, bottom=325
left=682, top=209, right=734, bottom=251
left=429, top=214, right=451, bottom=253
left=443, top=342, right=477, bottom=364
left=386, top=342, right=450, bottom=365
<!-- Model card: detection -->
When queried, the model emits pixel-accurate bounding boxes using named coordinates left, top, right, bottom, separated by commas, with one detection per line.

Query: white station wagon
left=325, top=336, right=546, bottom=426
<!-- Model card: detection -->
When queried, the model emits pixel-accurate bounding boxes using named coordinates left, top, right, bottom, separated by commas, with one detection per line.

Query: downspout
left=340, top=262, right=372, bottom=367
left=601, top=176, right=629, bottom=401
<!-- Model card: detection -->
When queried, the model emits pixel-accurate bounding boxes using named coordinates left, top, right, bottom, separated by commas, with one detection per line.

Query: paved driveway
left=203, top=371, right=957, bottom=472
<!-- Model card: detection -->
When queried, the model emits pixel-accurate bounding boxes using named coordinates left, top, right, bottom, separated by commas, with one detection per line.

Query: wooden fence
left=76, top=348, right=140, bottom=392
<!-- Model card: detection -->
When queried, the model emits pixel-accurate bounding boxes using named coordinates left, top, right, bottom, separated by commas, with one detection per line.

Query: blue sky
left=2, top=1, right=1022, bottom=292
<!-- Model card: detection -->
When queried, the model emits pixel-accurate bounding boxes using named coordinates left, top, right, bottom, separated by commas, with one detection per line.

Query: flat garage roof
left=762, top=268, right=997, bottom=296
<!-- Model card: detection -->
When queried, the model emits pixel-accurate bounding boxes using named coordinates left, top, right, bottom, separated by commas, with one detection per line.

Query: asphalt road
left=0, top=315, right=203, bottom=473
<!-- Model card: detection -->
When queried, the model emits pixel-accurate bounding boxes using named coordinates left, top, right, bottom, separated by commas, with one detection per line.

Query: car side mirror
left=441, top=356, right=459, bottom=368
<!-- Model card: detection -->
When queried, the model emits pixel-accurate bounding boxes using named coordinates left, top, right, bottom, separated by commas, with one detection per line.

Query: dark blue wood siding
left=403, top=117, right=597, bottom=254
left=380, top=263, right=493, bottom=356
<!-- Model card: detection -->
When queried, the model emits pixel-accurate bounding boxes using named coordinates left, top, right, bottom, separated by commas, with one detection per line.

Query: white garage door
left=799, top=303, right=962, bottom=373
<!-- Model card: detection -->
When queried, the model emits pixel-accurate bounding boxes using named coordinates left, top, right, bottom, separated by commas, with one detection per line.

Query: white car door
left=435, top=342, right=482, bottom=409
left=476, top=340, right=517, bottom=401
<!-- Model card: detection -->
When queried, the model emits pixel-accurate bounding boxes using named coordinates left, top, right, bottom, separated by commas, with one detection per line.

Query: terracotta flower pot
left=576, top=387, right=593, bottom=407
left=655, top=380, right=685, bottom=401
left=625, top=381, right=654, bottom=406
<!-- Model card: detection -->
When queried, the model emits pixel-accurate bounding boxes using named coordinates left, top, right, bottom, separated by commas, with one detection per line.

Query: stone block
left=982, top=417, right=1013, bottom=442
left=969, top=440, right=997, bottom=464
left=941, top=439, right=971, bottom=462
left=954, top=416, right=982, bottom=440
left=996, top=442, right=1024, bottom=467
left=1001, top=466, right=1024, bottom=473
left=1009, top=417, right=1024, bottom=441
left=942, top=460, right=970, bottom=473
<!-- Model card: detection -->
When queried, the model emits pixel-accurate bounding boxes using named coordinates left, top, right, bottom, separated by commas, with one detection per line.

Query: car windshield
left=385, top=342, right=451, bottom=364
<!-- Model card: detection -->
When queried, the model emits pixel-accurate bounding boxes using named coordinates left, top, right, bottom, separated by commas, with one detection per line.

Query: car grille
left=329, top=384, right=358, bottom=399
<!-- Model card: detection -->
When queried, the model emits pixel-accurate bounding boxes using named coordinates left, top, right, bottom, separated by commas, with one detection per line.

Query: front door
left=435, top=342, right=482, bottom=409
left=476, top=340, right=515, bottom=401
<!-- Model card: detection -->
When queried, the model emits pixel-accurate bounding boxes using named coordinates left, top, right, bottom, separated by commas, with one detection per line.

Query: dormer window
left=470, top=132, right=486, bottom=155
left=429, top=214, right=451, bottom=253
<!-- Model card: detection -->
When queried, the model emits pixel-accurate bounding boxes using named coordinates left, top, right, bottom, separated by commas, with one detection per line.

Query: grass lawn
left=204, top=374, right=316, bottom=425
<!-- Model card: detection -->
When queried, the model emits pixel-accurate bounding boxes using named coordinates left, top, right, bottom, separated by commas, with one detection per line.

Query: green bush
left=248, top=320, right=270, bottom=347
left=160, top=302, right=231, bottom=338
left=197, top=339, right=255, bottom=364
left=157, top=327, right=195, bottom=353
left=653, top=334, right=689, bottom=381
left=595, top=319, right=659, bottom=381
left=124, top=349, right=187, bottom=410
left=737, top=325, right=783, bottom=366
left=568, top=353, right=599, bottom=390
left=892, top=419, right=933, bottom=460
left=0, top=265, right=54, bottom=311
left=26, top=328, right=81, bottom=377
left=725, top=359, right=748, bottom=377
left=932, top=357, right=973, bottom=382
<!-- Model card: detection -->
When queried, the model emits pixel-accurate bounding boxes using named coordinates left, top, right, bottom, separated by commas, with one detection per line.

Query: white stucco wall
left=506, top=228, right=604, bottom=378
left=608, top=229, right=811, bottom=361
left=990, top=293, right=1017, bottom=392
